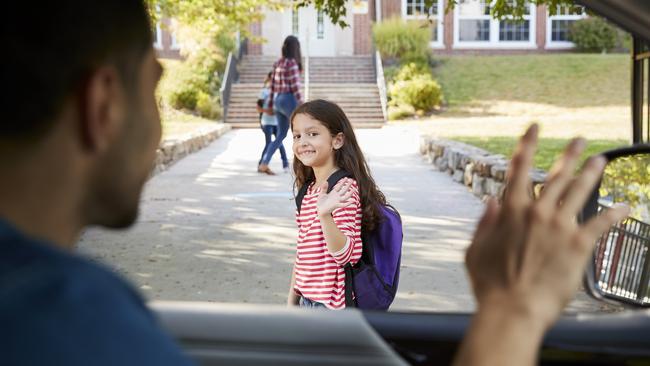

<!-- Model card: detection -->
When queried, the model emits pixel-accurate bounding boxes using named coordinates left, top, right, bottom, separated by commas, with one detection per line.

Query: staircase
left=225, top=55, right=385, bottom=128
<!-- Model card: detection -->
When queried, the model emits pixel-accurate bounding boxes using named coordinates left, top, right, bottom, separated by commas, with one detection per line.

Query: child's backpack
left=295, top=169, right=403, bottom=310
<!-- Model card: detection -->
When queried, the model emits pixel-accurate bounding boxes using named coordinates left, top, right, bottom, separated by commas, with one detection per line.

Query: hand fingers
left=334, top=179, right=351, bottom=194
left=558, top=155, right=606, bottom=218
left=579, top=204, right=630, bottom=253
left=537, top=138, right=585, bottom=209
left=339, top=189, right=354, bottom=205
left=504, top=124, right=538, bottom=209
left=472, top=198, right=500, bottom=245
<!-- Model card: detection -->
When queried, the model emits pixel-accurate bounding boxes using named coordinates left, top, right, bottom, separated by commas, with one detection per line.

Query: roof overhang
left=576, top=0, right=650, bottom=43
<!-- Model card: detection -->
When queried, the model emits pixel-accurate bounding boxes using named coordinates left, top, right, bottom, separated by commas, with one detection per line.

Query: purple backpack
left=295, top=170, right=403, bottom=310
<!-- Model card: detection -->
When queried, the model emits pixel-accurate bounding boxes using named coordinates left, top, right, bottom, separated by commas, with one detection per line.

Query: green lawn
left=451, top=136, right=627, bottom=171
left=432, top=54, right=629, bottom=110
left=160, top=106, right=219, bottom=140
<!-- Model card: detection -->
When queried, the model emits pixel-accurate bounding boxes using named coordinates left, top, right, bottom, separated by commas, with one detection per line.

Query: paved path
left=79, top=126, right=609, bottom=313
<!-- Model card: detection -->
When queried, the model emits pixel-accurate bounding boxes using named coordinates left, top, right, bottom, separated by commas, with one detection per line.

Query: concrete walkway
left=79, top=126, right=608, bottom=313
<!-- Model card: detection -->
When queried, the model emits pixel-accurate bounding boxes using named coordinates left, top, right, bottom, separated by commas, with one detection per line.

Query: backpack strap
left=295, top=169, right=352, bottom=213
left=344, top=264, right=356, bottom=308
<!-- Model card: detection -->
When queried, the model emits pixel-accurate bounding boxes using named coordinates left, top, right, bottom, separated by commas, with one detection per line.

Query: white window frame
left=401, top=0, right=444, bottom=48
left=546, top=6, right=586, bottom=49
left=170, top=19, right=180, bottom=50
left=453, top=0, right=537, bottom=49
left=153, top=22, right=163, bottom=50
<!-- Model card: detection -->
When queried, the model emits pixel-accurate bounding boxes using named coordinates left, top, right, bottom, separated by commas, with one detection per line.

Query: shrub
left=196, top=91, right=221, bottom=119
left=393, top=62, right=431, bottom=82
left=387, top=104, right=416, bottom=120
left=389, top=74, right=442, bottom=112
left=157, top=29, right=235, bottom=119
left=569, top=17, right=618, bottom=53
left=373, top=18, right=431, bottom=63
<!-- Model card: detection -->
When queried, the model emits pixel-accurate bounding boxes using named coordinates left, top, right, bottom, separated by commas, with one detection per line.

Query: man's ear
left=79, top=66, right=125, bottom=153
left=333, top=132, right=345, bottom=150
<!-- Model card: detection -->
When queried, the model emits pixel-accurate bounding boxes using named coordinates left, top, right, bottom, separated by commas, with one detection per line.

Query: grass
left=432, top=54, right=630, bottom=110
left=408, top=54, right=633, bottom=164
left=451, top=136, right=627, bottom=171
left=160, top=106, right=219, bottom=140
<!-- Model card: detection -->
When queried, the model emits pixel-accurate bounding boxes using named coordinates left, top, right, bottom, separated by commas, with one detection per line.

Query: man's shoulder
left=0, top=224, right=193, bottom=365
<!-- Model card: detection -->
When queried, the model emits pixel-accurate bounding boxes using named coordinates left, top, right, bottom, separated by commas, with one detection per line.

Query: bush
left=196, top=91, right=221, bottom=120
left=157, top=29, right=235, bottom=119
left=389, top=75, right=442, bottom=112
left=393, top=62, right=431, bottom=82
left=387, top=104, right=416, bottom=120
left=569, top=17, right=618, bottom=53
left=373, top=18, right=431, bottom=63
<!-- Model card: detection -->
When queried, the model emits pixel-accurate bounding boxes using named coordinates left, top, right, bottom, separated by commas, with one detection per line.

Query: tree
left=600, top=154, right=650, bottom=222
left=301, top=0, right=581, bottom=27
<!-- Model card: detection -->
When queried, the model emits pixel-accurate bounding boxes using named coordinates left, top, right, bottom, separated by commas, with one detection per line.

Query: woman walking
left=258, top=35, right=302, bottom=175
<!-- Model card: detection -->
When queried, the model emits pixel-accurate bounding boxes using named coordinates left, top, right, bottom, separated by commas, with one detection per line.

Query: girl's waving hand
left=316, top=178, right=354, bottom=218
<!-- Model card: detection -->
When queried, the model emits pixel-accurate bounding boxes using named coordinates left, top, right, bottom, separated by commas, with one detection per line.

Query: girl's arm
left=316, top=179, right=360, bottom=262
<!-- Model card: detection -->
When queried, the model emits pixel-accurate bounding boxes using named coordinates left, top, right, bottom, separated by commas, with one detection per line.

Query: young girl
left=287, top=99, right=387, bottom=309
left=257, top=71, right=289, bottom=175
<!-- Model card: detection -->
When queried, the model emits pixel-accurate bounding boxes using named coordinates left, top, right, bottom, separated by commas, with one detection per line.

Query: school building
left=244, top=0, right=586, bottom=57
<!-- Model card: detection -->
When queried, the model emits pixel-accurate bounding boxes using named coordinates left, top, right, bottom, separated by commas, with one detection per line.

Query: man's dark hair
left=0, top=0, right=153, bottom=141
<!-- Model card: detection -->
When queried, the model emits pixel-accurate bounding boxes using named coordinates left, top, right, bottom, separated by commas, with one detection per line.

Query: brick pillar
left=382, top=0, right=401, bottom=20
left=536, top=4, right=547, bottom=50
left=248, top=21, right=263, bottom=55
left=354, top=13, right=372, bottom=55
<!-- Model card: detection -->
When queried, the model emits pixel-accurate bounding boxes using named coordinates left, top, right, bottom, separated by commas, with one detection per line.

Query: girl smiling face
left=291, top=113, right=343, bottom=169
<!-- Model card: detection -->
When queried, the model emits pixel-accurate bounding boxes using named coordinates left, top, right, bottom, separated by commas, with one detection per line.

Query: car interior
left=150, top=0, right=650, bottom=364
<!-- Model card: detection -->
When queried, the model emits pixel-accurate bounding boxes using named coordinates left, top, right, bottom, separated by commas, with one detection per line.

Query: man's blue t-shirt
left=0, top=219, right=194, bottom=365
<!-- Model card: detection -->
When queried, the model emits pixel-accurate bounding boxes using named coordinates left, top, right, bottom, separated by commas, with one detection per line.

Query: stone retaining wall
left=419, top=137, right=547, bottom=200
left=153, top=123, right=231, bottom=175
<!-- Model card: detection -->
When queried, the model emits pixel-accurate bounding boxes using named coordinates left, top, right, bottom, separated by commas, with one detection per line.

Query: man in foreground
left=0, top=0, right=628, bottom=365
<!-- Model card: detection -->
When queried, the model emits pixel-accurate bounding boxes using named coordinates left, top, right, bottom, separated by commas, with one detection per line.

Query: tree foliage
left=600, top=154, right=650, bottom=222
left=147, top=0, right=583, bottom=33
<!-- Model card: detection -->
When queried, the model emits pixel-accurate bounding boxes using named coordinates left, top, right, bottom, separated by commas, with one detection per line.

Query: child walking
left=257, top=72, right=289, bottom=175
left=287, top=99, right=388, bottom=309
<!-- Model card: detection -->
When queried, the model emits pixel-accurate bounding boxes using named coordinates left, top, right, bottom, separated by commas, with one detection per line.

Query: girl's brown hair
left=291, top=99, right=387, bottom=232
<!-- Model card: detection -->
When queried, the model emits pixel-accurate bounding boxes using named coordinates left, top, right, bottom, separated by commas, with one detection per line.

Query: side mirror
left=581, top=145, right=650, bottom=308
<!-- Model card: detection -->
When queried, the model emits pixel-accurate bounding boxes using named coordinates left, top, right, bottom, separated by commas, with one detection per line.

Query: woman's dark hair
left=290, top=99, right=387, bottom=232
left=281, top=35, right=302, bottom=71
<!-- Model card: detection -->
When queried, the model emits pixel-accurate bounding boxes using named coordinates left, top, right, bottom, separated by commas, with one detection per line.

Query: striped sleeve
left=287, top=60, right=302, bottom=103
left=330, top=179, right=362, bottom=266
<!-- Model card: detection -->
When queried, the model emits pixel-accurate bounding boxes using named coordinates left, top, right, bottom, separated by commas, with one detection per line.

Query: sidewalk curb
left=153, top=123, right=232, bottom=175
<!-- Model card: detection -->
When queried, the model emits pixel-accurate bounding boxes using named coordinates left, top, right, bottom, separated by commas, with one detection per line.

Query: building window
left=454, top=0, right=536, bottom=48
left=292, top=8, right=299, bottom=36
left=459, top=19, right=490, bottom=41
left=402, top=0, right=444, bottom=47
left=317, top=10, right=324, bottom=39
left=547, top=5, right=586, bottom=47
left=170, top=19, right=180, bottom=50
left=499, top=20, right=530, bottom=41
left=457, top=0, right=491, bottom=43
left=153, top=23, right=163, bottom=50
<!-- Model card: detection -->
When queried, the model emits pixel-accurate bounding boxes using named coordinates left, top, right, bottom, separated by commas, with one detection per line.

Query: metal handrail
left=304, top=29, right=310, bottom=102
left=219, top=52, right=239, bottom=121
left=304, top=54, right=310, bottom=102
left=374, top=50, right=388, bottom=122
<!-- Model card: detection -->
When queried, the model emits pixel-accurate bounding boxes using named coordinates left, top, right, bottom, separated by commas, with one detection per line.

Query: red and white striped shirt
left=293, top=178, right=363, bottom=309
left=269, top=57, right=302, bottom=109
